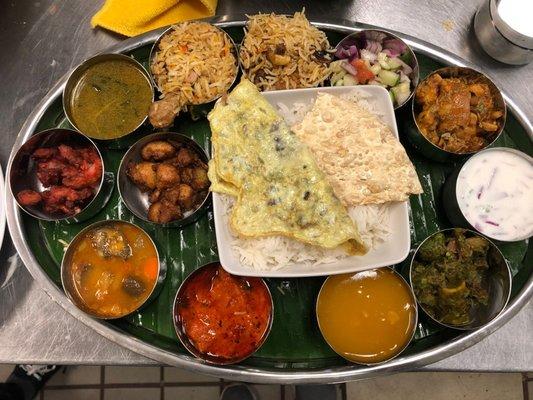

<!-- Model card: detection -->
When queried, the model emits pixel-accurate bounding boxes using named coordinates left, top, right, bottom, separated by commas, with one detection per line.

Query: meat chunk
left=147, top=199, right=183, bottom=223
left=127, top=140, right=210, bottom=223
left=35, top=158, right=65, bottom=187
left=19, top=145, right=102, bottom=216
left=89, top=226, right=132, bottom=260
left=127, top=162, right=157, bottom=191
left=190, top=167, right=209, bottom=190
left=176, top=184, right=195, bottom=209
left=122, top=276, right=146, bottom=297
left=155, top=163, right=180, bottom=189
left=32, top=147, right=58, bottom=160
left=148, top=94, right=183, bottom=128
left=175, top=147, right=197, bottom=167
left=17, top=189, right=42, bottom=206
left=61, top=156, right=102, bottom=189
left=141, top=140, right=176, bottom=161
left=41, top=186, right=93, bottom=215
left=436, top=78, right=471, bottom=132
left=149, top=189, right=161, bottom=203
left=180, top=167, right=194, bottom=185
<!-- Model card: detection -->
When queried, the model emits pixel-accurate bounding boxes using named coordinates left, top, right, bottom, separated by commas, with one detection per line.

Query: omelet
left=208, top=79, right=367, bottom=254
left=207, top=159, right=239, bottom=197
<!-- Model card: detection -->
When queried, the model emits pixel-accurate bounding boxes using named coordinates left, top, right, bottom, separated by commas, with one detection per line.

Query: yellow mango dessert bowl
left=316, top=268, right=418, bottom=365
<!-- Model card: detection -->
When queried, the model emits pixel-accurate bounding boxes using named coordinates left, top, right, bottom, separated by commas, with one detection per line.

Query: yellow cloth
left=91, top=0, right=218, bottom=37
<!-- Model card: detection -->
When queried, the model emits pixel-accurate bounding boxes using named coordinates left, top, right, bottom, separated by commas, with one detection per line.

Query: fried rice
left=239, top=11, right=333, bottom=91
left=150, top=22, right=238, bottom=107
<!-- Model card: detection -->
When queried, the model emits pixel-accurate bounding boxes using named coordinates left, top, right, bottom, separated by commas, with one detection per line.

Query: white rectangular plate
left=212, top=85, right=411, bottom=277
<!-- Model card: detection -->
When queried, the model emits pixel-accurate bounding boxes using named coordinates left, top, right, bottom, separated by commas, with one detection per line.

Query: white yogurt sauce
left=456, top=149, right=533, bottom=241
left=497, top=0, right=533, bottom=38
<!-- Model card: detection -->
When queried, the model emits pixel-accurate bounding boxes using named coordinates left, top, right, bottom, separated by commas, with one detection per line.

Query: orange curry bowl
left=61, top=220, right=165, bottom=319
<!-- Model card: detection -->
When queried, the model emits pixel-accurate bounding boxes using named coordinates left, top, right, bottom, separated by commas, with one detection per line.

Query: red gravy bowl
left=173, top=262, right=273, bottom=365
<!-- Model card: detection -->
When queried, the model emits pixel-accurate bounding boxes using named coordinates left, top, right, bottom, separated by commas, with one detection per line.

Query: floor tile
left=294, top=384, right=341, bottom=400
left=165, top=386, right=220, bottom=400
left=164, top=367, right=218, bottom=383
left=250, top=384, right=281, bottom=399
left=283, top=384, right=296, bottom=400
left=105, top=388, right=160, bottom=400
left=44, top=389, right=100, bottom=400
left=105, top=366, right=160, bottom=384
left=0, top=364, right=14, bottom=381
left=346, top=372, right=523, bottom=400
left=46, top=366, right=100, bottom=386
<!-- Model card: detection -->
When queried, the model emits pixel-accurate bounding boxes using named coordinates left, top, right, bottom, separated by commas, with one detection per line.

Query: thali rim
left=4, top=15, right=533, bottom=384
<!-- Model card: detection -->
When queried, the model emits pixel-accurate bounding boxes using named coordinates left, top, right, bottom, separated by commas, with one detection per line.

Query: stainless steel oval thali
left=5, top=16, right=533, bottom=384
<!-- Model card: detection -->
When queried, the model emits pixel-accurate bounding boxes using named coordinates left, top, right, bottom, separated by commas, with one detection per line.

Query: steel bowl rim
left=9, top=127, right=107, bottom=222
left=172, top=261, right=274, bottom=365
left=62, top=53, right=155, bottom=141
left=411, top=66, right=508, bottom=157
left=4, top=17, right=533, bottom=384
left=489, top=0, right=533, bottom=50
left=454, top=146, right=533, bottom=242
left=116, top=132, right=211, bottom=227
left=60, top=219, right=161, bottom=320
left=148, top=22, right=239, bottom=105
left=316, top=267, right=419, bottom=366
left=408, top=227, right=512, bottom=331
left=333, top=28, right=420, bottom=109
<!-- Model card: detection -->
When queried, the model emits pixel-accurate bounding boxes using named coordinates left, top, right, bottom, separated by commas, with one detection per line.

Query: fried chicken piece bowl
left=118, top=132, right=211, bottom=228
left=9, top=128, right=114, bottom=222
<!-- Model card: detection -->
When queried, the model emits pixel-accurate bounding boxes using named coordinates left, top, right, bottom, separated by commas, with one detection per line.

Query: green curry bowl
left=408, top=228, right=511, bottom=330
left=63, top=53, right=155, bottom=146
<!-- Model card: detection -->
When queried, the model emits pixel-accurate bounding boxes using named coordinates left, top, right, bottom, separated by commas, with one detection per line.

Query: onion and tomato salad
left=331, top=31, right=415, bottom=106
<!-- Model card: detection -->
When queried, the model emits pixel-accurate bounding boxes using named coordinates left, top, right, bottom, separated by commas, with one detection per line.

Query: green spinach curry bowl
left=408, top=228, right=511, bottom=330
left=63, top=53, right=154, bottom=143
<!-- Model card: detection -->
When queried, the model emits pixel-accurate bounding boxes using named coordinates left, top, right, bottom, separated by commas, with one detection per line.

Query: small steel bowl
left=474, top=0, right=533, bottom=65
left=442, top=147, right=533, bottom=242
left=408, top=66, right=507, bottom=162
left=173, top=262, right=274, bottom=365
left=316, top=267, right=418, bottom=366
left=9, top=128, right=114, bottom=223
left=333, top=29, right=420, bottom=109
left=238, top=14, right=333, bottom=92
left=61, top=220, right=165, bottom=320
left=148, top=22, right=239, bottom=121
left=117, top=132, right=210, bottom=228
left=63, top=53, right=154, bottom=146
left=409, top=228, right=512, bottom=330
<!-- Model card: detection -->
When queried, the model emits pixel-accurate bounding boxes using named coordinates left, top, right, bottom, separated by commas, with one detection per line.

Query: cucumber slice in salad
left=369, top=64, right=381, bottom=75
left=391, top=82, right=411, bottom=105
left=343, top=74, right=358, bottom=86
left=378, top=70, right=400, bottom=87
left=377, top=52, right=390, bottom=69
left=387, top=57, right=403, bottom=70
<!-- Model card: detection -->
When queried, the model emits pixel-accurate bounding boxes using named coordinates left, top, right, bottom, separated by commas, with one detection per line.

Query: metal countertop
left=0, top=0, right=531, bottom=373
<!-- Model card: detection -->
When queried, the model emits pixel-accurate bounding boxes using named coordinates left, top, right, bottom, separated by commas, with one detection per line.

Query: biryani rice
left=151, top=22, right=238, bottom=107
left=240, top=11, right=332, bottom=91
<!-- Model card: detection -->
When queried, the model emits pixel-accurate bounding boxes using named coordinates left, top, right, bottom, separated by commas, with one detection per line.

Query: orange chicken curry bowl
left=410, top=66, right=506, bottom=160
